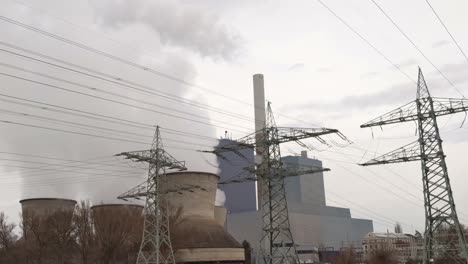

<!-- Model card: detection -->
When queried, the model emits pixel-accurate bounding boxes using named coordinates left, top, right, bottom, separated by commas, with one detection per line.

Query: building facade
left=217, top=147, right=374, bottom=263
left=217, top=138, right=257, bottom=213
left=362, top=232, right=423, bottom=263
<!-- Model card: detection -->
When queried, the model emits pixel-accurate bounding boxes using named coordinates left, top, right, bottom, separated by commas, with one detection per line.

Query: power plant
left=3, top=71, right=467, bottom=264
left=17, top=174, right=244, bottom=264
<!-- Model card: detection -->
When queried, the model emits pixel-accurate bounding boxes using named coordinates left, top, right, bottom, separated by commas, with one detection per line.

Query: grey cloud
left=89, top=0, right=242, bottom=61
left=288, top=62, right=468, bottom=118
left=304, top=63, right=468, bottom=110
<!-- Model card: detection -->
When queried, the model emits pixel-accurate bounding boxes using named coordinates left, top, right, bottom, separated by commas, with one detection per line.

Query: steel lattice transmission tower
left=116, top=126, right=187, bottom=264
left=360, top=68, right=468, bottom=264
left=207, top=102, right=345, bottom=264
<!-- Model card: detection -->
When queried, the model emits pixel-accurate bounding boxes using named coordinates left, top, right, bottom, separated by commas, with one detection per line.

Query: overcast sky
left=1, top=0, right=468, bottom=237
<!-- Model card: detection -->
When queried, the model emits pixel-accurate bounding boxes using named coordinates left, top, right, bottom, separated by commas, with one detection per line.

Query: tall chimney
left=253, top=74, right=266, bottom=210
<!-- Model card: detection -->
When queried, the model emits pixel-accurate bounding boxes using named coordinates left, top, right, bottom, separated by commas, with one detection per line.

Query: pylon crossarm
left=360, top=141, right=422, bottom=166
left=118, top=181, right=147, bottom=200
left=431, top=97, right=468, bottom=117
left=205, top=127, right=342, bottom=157
left=218, top=167, right=330, bottom=185
left=118, top=180, right=204, bottom=199
left=274, top=127, right=339, bottom=144
left=360, top=98, right=468, bottom=129
left=361, top=101, right=418, bottom=128
left=116, top=150, right=186, bottom=170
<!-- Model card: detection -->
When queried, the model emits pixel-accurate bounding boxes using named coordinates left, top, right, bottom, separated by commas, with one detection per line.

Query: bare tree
left=21, top=211, right=52, bottom=264
left=73, top=200, right=94, bottom=264
left=93, top=205, right=143, bottom=264
left=366, top=247, right=398, bottom=264
left=0, top=212, right=17, bottom=251
left=332, top=248, right=356, bottom=264
left=395, top=222, right=403, bottom=234
left=47, top=210, right=76, bottom=263
left=0, top=212, right=18, bottom=263
left=405, top=258, right=419, bottom=264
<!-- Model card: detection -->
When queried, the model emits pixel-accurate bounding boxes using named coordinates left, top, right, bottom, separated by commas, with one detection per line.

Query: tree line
left=0, top=201, right=143, bottom=264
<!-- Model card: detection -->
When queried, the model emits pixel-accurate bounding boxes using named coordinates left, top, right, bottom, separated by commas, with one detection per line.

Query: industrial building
left=362, top=232, right=423, bottom=263
left=216, top=141, right=374, bottom=262
left=218, top=137, right=257, bottom=213
left=17, top=171, right=245, bottom=264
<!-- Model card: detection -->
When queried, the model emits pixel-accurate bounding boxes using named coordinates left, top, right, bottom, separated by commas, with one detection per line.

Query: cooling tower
left=90, top=204, right=144, bottom=228
left=20, top=198, right=77, bottom=217
left=214, top=206, right=228, bottom=228
left=20, top=198, right=77, bottom=241
left=91, top=203, right=143, bottom=216
left=160, top=171, right=245, bottom=263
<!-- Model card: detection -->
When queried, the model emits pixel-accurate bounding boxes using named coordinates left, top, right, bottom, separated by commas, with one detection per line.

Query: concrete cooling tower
left=90, top=203, right=144, bottom=230
left=20, top=198, right=77, bottom=240
left=91, top=204, right=144, bottom=236
left=160, top=171, right=245, bottom=264
left=20, top=198, right=77, bottom=217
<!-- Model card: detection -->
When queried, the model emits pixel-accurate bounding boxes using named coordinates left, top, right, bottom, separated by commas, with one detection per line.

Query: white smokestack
left=253, top=74, right=266, bottom=210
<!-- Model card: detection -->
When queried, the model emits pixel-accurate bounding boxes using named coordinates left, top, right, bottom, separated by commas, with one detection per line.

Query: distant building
left=362, top=232, right=423, bottom=263
left=217, top=138, right=257, bottom=213
left=219, top=149, right=374, bottom=263
left=283, top=151, right=326, bottom=207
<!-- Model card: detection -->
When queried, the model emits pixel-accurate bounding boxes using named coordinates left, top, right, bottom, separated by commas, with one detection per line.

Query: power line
left=315, top=0, right=416, bottom=84
left=0, top=43, right=259, bottom=125
left=0, top=169, right=140, bottom=189
left=0, top=119, right=211, bottom=152
left=0, top=27, right=316, bottom=126
left=283, top=150, right=424, bottom=209
left=0, top=71, right=252, bottom=134
left=0, top=152, right=144, bottom=171
left=0, top=108, right=152, bottom=140
left=0, top=92, right=222, bottom=143
left=301, top=184, right=418, bottom=230
left=0, top=61, right=255, bottom=131
left=0, top=158, right=143, bottom=181
left=316, top=152, right=468, bottom=223
left=370, top=0, right=465, bottom=97
left=0, top=155, right=147, bottom=182
left=0, top=109, right=216, bottom=148
left=0, top=15, right=252, bottom=106
left=425, top=0, right=468, bottom=63
left=322, top=147, right=424, bottom=202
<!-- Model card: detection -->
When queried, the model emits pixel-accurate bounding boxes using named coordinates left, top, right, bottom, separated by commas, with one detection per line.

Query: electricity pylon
left=206, top=102, right=345, bottom=264
left=116, top=126, right=187, bottom=264
left=360, top=68, right=468, bottom=264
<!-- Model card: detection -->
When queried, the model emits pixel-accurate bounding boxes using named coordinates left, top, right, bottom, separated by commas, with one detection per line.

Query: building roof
left=365, top=232, right=411, bottom=239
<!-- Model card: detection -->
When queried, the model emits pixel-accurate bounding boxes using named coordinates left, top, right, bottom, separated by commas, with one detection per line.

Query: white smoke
left=215, top=188, right=226, bottom=207
left=89, top=0, right=242, bottom=61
